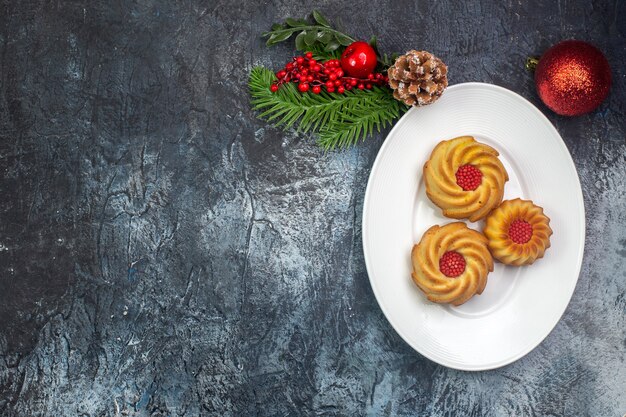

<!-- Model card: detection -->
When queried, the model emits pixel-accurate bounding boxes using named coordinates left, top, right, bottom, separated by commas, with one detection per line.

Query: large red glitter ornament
left=529, top=40, right=611, bottom=116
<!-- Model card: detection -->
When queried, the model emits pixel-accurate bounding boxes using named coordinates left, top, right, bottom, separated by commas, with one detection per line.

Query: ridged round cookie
left=483, top=198, right=553, bottom=266
left=423, top=136, right=509, bottom=222
left=411, top=222, right=494, bottom=306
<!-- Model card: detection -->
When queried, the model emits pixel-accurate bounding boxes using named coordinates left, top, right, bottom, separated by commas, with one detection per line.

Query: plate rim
left=361, top=82, right=586, bottom=371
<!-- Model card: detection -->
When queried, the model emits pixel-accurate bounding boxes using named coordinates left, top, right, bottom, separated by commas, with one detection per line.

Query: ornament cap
left=525, top=56, right=539, bottom=72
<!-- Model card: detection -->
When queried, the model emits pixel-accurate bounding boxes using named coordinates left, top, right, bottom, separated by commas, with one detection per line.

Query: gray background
left=0, top=0, right=624, bottom=416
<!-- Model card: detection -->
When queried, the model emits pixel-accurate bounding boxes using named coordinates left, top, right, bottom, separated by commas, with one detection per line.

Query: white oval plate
left=362, top=83, right=585, bottom=370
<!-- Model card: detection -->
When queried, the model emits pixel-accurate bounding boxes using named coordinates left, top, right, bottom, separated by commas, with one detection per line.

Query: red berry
left=313, top=65, right=322, bottom=72
left=336, top=69, right=344, bottom=77
left=334, top=80, right=341, bottom=86
left=365, top=83, right=372, bottom=89
left=325, top=81, right=334, bottom=89
left=305, top=52, right=313, bottom=59
left=308, top=59, right=316, bottom=66
left=329, top=73, right=337, bottom=81
left=508, top=220, right=533, bottom=244
left=439, top=251, right=466, bottom=277
left=357, top=83, right=365, bottom=89
left=296, top=57, right=304, bottom=64
left=270, top=84, right=279, bottom=92
left=367, top=73, right=374, bottom=80
left=298, top=83, right=310, bottom=92
left=350, top=79, right=358, bottom=86
left=277, top=70, right=286, bottom=78
left=455, top=165, right=483, bottom=191
left=286, top=63, right=294, bottom=70
left=312, top=85, right=321, bottom=94
left=337, top=86, right=345, bottom=94
left=327, top=86, right=335, bottom=93
left=300, top=69, right=308, bottom=76
left=307, top=75, right=314, bottom=82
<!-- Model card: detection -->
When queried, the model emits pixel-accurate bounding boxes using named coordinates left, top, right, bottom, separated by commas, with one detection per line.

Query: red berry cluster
left=455, top=164, right=483, bottom=191
left=270, top=52, right=388, bottom=94
left=508, top=219, right=533, bottom=244
left=439, top=251, right=466, bottom=278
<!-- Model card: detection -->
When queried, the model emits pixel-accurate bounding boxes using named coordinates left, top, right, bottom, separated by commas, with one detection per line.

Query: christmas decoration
left=527, top=40, right=611, bottom=116
left=388, top=50, right=448, bottom=106
left=340, top=41, right=378, bottom=78
left=251, top=11, right=407, bottom=149
left=270, top=52, right=388, bottom=94
left=250, top=11, right=447, bottom=149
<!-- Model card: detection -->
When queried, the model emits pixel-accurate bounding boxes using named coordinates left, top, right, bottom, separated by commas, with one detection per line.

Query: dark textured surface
left=0, top=0, right=624, bottom=415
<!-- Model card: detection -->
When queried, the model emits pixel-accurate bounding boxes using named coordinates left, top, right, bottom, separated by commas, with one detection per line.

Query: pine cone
left=388, top=50, right=448, bottom=106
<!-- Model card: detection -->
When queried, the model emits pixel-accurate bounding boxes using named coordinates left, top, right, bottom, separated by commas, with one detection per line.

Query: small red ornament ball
left=534, top=40, right=611, bottom=116
left=340, top=41, right=377, bottom=78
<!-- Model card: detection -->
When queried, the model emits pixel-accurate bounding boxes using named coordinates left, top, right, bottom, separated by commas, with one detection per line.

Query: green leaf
left=368, top=35, right=378, bottom=49
left=295, top=32, right=307, bottom=50
left=335, top=33, right=353, bottom=46
left=267, top=30, right=293, bottom=45
left=304, top=30, right=318, bottom=46
left=271, top=23, right=283, bottom=31
left=379, top=52, right=398, bottom=68
left=318, top=31, right=333, bottom=43
left=285, top=18, right=305, bottom=27
left=324, top=40, right=340, bottom=52
left=312, top=10, right=331, bottom=27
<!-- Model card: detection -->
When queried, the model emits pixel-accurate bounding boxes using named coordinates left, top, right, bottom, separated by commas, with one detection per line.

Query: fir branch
left=249, top=66, right=408, bottom=150
left=318, top=88, right=407, bottom=149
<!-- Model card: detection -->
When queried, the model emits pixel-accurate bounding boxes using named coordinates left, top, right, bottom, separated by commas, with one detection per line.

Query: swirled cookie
left=423, top=136, right=509, bottom=222
left=411, top=222, right=494, bottom=306
left=483, top=198, right=553, bottom=266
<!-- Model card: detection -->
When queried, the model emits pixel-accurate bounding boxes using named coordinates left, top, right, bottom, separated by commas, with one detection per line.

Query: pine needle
left=249, top=67, right=407, bottom=150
